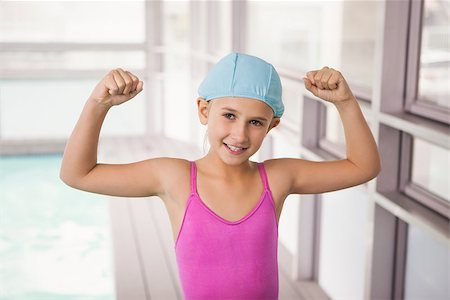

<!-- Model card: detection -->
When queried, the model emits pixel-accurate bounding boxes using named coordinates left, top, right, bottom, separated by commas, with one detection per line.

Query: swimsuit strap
left=257, top=162, right=270, bottom=192
left=190, top=161, right=198, bottom=195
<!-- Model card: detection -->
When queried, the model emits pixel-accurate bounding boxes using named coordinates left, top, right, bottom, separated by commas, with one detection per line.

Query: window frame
left=404, top=0, right=450, bottom=125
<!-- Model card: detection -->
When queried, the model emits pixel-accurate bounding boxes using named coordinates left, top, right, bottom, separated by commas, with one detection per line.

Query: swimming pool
left=0, top=154, right=115, bottom=300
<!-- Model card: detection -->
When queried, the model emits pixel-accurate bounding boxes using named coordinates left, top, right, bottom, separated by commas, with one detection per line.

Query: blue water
left=0, top=154, right=115, bottom=300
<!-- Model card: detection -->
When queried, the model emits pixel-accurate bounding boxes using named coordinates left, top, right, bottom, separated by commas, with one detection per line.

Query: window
left=0, top=1, right=145, bottom=43
left=418, top=0, right=449, bottom=110
left=0, top=2, right=147, bottom=141
left=402, top=136, right=450, bottom=217
left=246, top=1, right=380, bottom=101
left=404, top=224, right=450, bottom=298
left=406, top=0, right=450, bottom=124
left=410, top=138, right=449, bottom=201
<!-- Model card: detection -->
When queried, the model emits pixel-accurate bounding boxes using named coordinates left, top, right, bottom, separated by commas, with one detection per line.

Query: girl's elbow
left=59, top=172, right=79, bottom=189
left=369, top=164, right=381, bottom=180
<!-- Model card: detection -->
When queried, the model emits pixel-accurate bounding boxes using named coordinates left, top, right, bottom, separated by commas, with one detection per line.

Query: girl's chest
left=161, top=166, right=289, bottom=243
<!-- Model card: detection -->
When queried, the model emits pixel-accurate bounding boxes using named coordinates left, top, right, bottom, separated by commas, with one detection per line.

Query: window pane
left=319, top=187, right=369, bottom=299
left=404, top=224, right=450, bottom=299
left=0, top=79, right=146, bottom=140
left=418, top=0, right=450, bottom=109
left=162, top=1, right=190, bottom=49
left=325, top=105, right=346, bottom=148
left=211, top=1, right=232, bottom=54
left=0, top=1, right=145, bottom=43
left=281, top=77, right=303, bottom=128
left=247, top=1, right=380, bottom=93
left=411, top=138, right=450, bottom=201
left=163, top=54, right=191, bottom=143
left=0, top=51, right=146, bottom=71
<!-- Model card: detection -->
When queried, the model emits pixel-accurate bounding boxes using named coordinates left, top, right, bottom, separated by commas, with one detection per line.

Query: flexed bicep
left=279, top=158, right=377, bottom=195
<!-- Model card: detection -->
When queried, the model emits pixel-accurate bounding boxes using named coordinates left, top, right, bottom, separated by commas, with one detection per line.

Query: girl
left=60, top=52, right=381, bottom=300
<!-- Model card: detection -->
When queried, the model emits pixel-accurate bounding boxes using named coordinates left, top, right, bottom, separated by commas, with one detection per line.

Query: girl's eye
left=223, top=113, right=263, bottom=127
left=250, top=120, right=263, bottom=127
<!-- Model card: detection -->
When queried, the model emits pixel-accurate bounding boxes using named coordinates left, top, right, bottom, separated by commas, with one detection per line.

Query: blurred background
left=0, top=0, right=448, bottom=299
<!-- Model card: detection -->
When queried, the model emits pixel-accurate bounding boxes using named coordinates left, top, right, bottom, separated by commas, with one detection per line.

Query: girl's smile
left=223, top=143, right=248, bottom=155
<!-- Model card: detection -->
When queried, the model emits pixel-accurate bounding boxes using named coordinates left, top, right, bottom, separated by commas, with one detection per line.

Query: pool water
left=0, top=154, right=115, bottom=300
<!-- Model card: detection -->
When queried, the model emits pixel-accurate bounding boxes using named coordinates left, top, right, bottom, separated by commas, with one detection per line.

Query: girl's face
left=197, top=97, right=280, bottom=165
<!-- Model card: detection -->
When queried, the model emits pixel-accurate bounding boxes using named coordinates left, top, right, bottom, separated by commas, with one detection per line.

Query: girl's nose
left=230, top=124, right=248, bottom=142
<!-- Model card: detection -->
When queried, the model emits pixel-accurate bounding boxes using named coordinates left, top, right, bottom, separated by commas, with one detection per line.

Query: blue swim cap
left=198, top=52, right=284, bottom=118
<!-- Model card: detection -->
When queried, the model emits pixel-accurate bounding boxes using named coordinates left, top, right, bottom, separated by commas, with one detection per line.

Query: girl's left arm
left=333, top=95, right=381, bottom=176
left=303, top=67, right=381, bottom=177
left=283, top=67, right=381, bottom=195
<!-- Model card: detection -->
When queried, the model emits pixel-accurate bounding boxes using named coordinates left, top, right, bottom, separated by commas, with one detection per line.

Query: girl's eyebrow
left=220, top=107, right=268, bottom=121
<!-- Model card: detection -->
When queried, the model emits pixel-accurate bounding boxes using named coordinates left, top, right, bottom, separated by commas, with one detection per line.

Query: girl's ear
left=197, top=97, right=210, bottom=125
left=266, top=117, right=281, bottom=134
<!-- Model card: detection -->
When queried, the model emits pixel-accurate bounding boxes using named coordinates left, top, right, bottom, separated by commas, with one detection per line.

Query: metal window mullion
left=231, top=0, right=246, bottom=52
left=392, top=219, right=408, bottom=300
left=404, top=0, right=422, bottom=112
left=0, top=69, right=148, bottom=80
left=207, top=1, right=216, bottom=55
left=145, top=0, right=163, bottom=138
left=0, top=42, right=146, bottom=52
left=409, top=100, right=450, bottom=125
left=378, top=110, right=448, bottom=149
left=365, top=0, right=411, bottom=298
left=404, top=183, right=450, bottom=218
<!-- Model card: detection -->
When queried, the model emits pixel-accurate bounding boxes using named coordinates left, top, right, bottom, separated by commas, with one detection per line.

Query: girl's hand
left=303, top=67, right=354, bottom=105
left=88, top=68, right=144, bottom=108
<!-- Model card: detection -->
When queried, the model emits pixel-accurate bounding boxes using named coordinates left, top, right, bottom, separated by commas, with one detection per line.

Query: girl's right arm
left=60, top=68, right=168, bottom=198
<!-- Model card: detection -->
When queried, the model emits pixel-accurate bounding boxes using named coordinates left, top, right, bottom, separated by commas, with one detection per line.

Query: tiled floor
left=99, top=135, right=328, bottom=300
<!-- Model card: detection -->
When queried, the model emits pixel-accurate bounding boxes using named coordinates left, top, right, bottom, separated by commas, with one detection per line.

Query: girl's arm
left=60, top=68, right=142, bottom=184
left=333, top=95, right=381, bottom=175
left=283, top=67, right=381, bottom=195
left=59, top=69, right=167, bottom=198
left=303, top=67, right=381, bottom=175
left=59, top=97, right=110, bottom=186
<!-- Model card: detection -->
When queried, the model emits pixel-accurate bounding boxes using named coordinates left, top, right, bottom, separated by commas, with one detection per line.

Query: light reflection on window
left=0, top=1, right=145, bottom=43
left=247, top=1, right=380, bottom=93
left=411, top=138, right=450, bottom=201
left=325, top=105, right=345, bottom=149
left=418, top=0, right=450, bottom=109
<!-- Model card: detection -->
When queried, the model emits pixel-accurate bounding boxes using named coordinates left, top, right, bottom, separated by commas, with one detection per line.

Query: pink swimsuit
left=175, top=161, right=279, bottom=300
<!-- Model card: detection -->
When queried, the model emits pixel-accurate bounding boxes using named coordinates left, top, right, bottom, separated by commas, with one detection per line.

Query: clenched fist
left=89, top=68, right=144, bottom=108
left=303, top=67, right=354, bottom=105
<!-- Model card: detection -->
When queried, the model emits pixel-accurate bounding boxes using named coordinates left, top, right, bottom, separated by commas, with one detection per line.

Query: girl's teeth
left=226, top=144, right=244, bottom=151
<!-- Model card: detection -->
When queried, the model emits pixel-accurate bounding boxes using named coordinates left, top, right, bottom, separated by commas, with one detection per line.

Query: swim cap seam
left=267, top=64, right=273, bottom=99
left=230, top=52, right=238, bottom=94
left=266, top=64, right=276, bottom=116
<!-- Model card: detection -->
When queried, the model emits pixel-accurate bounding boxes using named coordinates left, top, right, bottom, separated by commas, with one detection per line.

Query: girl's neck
left=196, top=153, right=256, bottom=181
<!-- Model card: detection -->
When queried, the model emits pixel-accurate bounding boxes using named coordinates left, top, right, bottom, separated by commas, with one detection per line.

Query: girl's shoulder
left=155, top=157, right=191, bottom=196
left=260, top=158, right=294, bottom=194
left=158, top=157, right=191, bottom=178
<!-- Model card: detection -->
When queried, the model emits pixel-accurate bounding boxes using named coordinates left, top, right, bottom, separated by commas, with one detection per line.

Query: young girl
left=60, top=52, right=381, bottom=300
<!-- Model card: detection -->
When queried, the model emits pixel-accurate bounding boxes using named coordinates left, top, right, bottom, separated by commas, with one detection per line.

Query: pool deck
left=98, top=135, right=330, bottom=300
